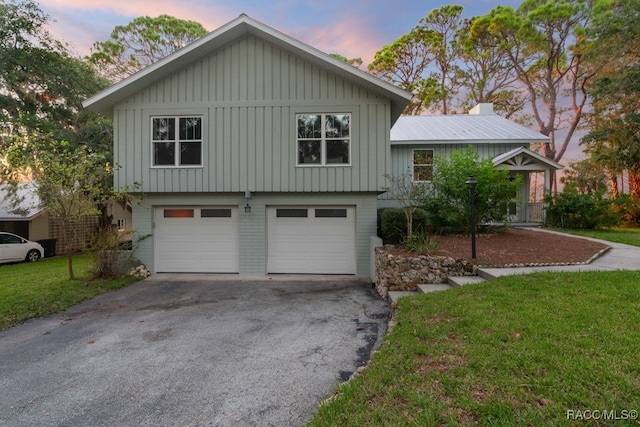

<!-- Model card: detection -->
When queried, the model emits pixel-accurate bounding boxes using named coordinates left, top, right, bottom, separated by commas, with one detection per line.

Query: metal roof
left=0, top=183, right=42, bottom=220
left=83, top=14, right=412, bottom=122
left=390, top=114, right=551, bottom=144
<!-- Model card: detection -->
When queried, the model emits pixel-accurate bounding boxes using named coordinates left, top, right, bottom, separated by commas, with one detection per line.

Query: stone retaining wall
left=375, top=246, right=478, bottom=299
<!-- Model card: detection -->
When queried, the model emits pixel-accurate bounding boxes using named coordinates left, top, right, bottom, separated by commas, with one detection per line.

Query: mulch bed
left=430, top=228, right=610, bottom=267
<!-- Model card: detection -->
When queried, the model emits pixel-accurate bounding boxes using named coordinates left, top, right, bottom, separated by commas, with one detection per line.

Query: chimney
left=469, top=103, right=495, bottom=115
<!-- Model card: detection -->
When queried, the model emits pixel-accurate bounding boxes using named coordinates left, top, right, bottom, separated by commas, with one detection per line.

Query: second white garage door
left=267, top=206, right=356, bottom=274
left=154, top=206, right=239, bottom=273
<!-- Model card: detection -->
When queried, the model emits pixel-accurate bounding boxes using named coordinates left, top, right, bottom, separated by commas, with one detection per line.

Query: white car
left=0, top=232, right=45, bottom=264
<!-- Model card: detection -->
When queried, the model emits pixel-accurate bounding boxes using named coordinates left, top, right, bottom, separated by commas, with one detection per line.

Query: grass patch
left=308, top=271, right=640, bottom=426
left=0, top=254, right=139, bottom=330
left=555, top=227, right=640, bottom=247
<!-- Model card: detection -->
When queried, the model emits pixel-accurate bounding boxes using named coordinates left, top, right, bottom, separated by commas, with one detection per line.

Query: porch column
left=544, top=168, right=551, bottom=194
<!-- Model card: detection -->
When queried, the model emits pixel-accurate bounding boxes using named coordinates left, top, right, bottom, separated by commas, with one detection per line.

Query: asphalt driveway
left=0, top=276, right=390, bottom=426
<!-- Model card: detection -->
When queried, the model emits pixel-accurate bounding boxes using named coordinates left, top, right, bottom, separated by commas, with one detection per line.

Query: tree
left=424, top=146, right=522, bottom=233
left=560, top=158, right=609, bottom=195
left=1, top=134, right=113, bottom=279
left=329, top=53, right=363, bottom=68
left=382, top=172, right=429, bottom=240
left=582, top=0, right=640, bottom=199
left=88, top=15, right=208, bottom=82
left=477, top=0, right=597, bottom=169
left=416, top=4, right=465, bottom=114
left=369, top=5, right=524, bottom=116
left=459, top=15, right=526, bottom=118
left=368, top=29, right=436, bottom=114
left=0, top=0, right=107, bottom=143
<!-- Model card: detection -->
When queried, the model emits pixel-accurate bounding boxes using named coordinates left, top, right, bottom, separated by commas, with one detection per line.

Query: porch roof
left=493, top=146, right=563, bottom=170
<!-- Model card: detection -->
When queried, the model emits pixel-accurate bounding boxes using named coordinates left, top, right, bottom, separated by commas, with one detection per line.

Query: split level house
left=83, top=14, right=560, bottom=278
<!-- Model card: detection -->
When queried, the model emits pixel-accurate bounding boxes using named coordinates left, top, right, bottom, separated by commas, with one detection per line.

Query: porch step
left=387, top=276, right=489, bottom=303
left=448, top=275, right=487, bottom=287
left=417, top=283, right=452, bottom=293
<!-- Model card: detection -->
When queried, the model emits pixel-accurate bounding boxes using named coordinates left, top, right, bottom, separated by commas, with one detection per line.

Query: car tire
left=26, top=249, right=41, bottom=262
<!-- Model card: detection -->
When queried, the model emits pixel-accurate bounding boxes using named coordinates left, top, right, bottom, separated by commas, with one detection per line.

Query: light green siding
left=114, top=35, right=391, bottom=194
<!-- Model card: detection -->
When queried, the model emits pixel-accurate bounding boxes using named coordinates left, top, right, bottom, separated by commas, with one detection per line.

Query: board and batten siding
left=378, top=142, right=526, bottom=202
left=113, top=34, right=391, bottom=194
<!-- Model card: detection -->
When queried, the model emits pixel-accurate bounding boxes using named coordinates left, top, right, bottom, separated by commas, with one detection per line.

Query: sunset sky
left=37, top=0, right=523, bottom=64
left=34, top=0, right=584, bottom=160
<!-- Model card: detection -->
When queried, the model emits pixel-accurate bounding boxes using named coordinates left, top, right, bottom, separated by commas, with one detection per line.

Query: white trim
left=412, top=148, right=434, bottom=182
left=296, top=113, right=352, bottom=167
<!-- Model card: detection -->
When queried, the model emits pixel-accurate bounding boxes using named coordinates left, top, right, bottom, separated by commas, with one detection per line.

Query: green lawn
left=309, top=271, right=640, bottom=426
left=0, top=255, right=139, bottom=330
left=555, top=227, right=640, bottom=247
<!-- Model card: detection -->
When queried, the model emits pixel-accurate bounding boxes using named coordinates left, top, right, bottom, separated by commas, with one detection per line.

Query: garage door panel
left=267, top=206, right=356, bottom=274
left=155, top=207, right=239, bottom=273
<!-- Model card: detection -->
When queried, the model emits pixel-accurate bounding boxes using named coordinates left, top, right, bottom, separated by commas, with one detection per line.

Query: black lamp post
left=465, top=175, right=478, bottom=259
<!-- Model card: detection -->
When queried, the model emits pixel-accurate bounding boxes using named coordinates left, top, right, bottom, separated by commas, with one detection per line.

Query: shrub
left=545, top=189, right=619, bottom=229
left=379, top=207, right=428, bottom=243
left=89, top=228, right=138, bottom=278
left=424, top=146, right=521, bottom=233
left=611, top=195, right=640, bottom=227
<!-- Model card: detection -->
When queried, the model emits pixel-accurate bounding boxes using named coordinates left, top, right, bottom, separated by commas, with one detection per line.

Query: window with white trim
left=152, top=116, right=202, bottom=166
left=413, top=149, right=434, bottom=181
left=297, top=113, right=350, bottom=166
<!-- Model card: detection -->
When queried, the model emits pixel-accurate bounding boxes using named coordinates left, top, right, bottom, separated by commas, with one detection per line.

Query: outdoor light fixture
left=244, top=189, right=252, bottom=213
left=465, top=175, right=478, bottom=259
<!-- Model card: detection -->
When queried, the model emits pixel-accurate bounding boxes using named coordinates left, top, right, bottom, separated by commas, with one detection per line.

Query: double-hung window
left=413, top=149, right=434, bottom=181
left=152, top=116, right=202, bottom=166
left=297, top=113, right=350, bottom=166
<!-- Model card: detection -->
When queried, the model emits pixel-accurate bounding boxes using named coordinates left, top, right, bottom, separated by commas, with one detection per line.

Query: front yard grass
left=556, top=227, right=640, bottom=247
left=0, top=254, right=139, bottom=330
left=309, top=271, right=640, bottom=426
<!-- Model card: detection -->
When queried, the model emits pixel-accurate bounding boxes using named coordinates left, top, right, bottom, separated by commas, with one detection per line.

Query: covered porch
left=493, top=147, right=563, bottom=224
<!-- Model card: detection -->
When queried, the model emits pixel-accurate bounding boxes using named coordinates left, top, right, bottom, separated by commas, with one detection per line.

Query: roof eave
left=83, top=14, right=412, bottom=121
left=390, top=139, right=550, bottom=145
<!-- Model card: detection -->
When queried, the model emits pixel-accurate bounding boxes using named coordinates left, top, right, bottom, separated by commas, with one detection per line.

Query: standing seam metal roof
left=390, top=114, right=550, bottom=144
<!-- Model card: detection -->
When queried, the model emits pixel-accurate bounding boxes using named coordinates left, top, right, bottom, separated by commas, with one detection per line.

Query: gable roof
left=83, top=14, right=412, bottom=122
left=493, top=146, right=563, bottom=170
left=0, top=183, right=42, bottom=220
left=390, top=114, right=551, bottom=145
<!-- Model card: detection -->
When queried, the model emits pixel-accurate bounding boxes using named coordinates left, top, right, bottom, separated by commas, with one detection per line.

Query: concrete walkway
left=389, top=229, right=640, bottom=303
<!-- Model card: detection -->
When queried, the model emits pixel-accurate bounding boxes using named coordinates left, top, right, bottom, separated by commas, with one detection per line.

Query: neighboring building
left=380, top=103, right=563, bottom=224
left=83, top=14, right=412, bottom=276
left=0, top=184, right=48, bottom=241
left=0, top=183, right=132, bottom=253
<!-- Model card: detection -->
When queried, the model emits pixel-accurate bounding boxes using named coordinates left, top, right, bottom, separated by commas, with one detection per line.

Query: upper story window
left=413, top=149, right=434, bottom=181
left=297, top=113, right=350, bottom=166
left=152, top=116, right=202, bottom=167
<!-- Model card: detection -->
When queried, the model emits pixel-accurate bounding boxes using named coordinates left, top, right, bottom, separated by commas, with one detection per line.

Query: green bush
left=379, top=207, right=428, bottom=243
left=545, top=189, right=619, bottom=229
left=424, top=146, right=521, bottom=233
left=611, top=195, right=640, bottom=227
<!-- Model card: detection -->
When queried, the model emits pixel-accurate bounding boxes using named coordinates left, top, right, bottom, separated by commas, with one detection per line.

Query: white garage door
left=155, top=207, right=239, bottom=273
left=267, top=206, right=356, bottom=274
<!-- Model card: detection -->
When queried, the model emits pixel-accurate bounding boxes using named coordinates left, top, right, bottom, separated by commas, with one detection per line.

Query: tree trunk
left=629, top=171, right=640, bottom=200
left=609, top=171, right=619, bottom=199
left=67, top=253, right=75, bottom=280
